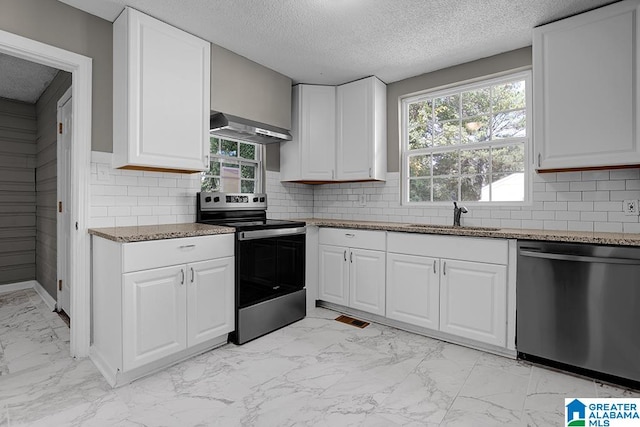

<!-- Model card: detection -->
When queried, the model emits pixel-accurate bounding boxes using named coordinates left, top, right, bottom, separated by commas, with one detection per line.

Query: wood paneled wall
left=0, top=97, right=37, bottom=285
left=35, top=71, right=71, bottom=299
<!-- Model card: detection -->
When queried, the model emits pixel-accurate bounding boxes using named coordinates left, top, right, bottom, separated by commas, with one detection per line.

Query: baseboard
left=0, top=280, right=37, bottom=294
left=0, top=280, right=57, bottom=311
left=33, top=281, right=57, bottom=311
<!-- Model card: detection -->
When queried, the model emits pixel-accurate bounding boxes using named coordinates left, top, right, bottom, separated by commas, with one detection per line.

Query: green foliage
left=407, top=78, right=527, bottom=202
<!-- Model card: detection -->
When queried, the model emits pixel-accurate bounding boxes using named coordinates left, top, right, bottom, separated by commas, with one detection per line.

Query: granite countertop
left=302, top=218, right=640, bottom=246
left=88, top=223, right=235, bottom=243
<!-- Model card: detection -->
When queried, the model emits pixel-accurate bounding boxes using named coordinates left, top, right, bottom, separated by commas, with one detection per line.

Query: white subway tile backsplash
left=569, top=181, right=596, bottom=191
left=556, top=171, right=582, bottom=182
left=596, top=180, right=625, bottom=191
left=611, top=169, right=640, bottom=180
left=581, top=171, right=610, bottom=181
left=89, top=152, right=640, bottom=233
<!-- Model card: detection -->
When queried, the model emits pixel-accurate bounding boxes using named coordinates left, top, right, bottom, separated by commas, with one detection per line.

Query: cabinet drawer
left=387, top=232, right=507, bottom=265
left=319, top=228, right=385, bottom=251
left=122, top=234, right=234, bottom=273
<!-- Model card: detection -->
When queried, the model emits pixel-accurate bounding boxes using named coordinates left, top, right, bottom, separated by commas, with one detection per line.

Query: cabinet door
left=336, top=77, right=386, bottom=181
left=439, top=259, right=507, bottom=347
left=114, top=8, right=210, bottom=171
left=386, top=253, right=439, bottom=329
left=336, top=78, right=372, bottom=180
left=349, top=248, right=386, bottom=315
left=187, top=258, right=234, bottom=347
left=318, top=244, right=349, bottom=306
left=123, top=265, right=187, bottom=371
left=534, top=1, right=640, bottom=170
left=300, top=85, right=336, bottom=181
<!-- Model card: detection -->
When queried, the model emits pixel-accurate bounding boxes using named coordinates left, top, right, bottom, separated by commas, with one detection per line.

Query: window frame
left=400, top=70, right=533, bottom=207
left=201, top=136, right=264, bottom=193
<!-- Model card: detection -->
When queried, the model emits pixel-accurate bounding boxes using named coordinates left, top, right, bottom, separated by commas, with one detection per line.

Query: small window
left=201, top=137, right=262, bottom=193
left=402, top=71, right=531, bottom=205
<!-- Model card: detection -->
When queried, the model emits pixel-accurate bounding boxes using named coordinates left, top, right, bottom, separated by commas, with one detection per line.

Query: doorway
left=0, top=29, right=92, bottom=358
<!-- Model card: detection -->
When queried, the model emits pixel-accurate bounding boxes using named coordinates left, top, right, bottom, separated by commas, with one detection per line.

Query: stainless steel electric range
left=197, top=192, right=306, bottom=344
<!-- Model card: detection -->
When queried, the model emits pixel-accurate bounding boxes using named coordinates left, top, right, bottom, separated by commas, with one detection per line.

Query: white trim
left=57, top=87, right=72, bottom=316
left=0, top=29, right=93, bottom=358
left=33, top=281, right=57, bottom=311
left=0, top=281, right=57, bottom=311
left=0, top=280, right=37, bottom=294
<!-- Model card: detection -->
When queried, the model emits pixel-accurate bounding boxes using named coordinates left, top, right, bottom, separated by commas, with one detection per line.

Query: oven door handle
left=238, top=226, right=306, bottom=241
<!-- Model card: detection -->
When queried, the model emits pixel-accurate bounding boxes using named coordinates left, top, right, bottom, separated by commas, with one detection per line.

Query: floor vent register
left=335, top=315, right=369, bottom=329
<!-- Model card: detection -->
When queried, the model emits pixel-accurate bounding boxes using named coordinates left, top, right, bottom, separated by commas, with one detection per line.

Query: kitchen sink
left=406, top=224, right=501, bottom=232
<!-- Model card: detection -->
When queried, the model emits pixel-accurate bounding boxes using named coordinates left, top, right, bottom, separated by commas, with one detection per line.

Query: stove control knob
left=205, top=196, right=212, bottom=202
left=260, top=197, right=265, bottom=202
left=253, top=197, right=258, bottom=202
left=213, top=196, right=220, bottom=203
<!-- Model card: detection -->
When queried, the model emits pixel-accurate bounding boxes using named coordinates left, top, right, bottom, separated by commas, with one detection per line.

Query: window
left=402, top=71, right=531, bottom=204
left=201, top=137, right=262, bottom=193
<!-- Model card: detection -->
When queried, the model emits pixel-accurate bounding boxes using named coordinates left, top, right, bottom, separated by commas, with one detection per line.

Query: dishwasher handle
left=519, top=249, right=640, bottom=265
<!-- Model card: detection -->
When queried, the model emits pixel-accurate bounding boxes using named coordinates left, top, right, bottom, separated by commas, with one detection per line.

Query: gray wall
left=386, top=47, right=532, bottom=172
left=211, top=44, right=292, bottom=131
left=36, top=72, right=71, bottom=299
left=0, top=97, right=37, bottom=286
left=0, top=0, right=113, bottom=152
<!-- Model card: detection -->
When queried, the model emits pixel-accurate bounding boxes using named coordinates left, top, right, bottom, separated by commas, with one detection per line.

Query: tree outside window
left=201, top=137, right=261, bottom=193
left=403, top=71, right=530, bottom=204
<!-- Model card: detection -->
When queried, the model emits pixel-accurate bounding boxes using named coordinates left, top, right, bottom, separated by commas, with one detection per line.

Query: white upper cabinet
left=281, top=76, right=387, bottom=183
left=281, top=85, right=336, bottom=182
left=113, top=8, right=210, bottom=172
left=534, top=0, right=640, bottom=171
left=336, top=77, right=386, bottom=181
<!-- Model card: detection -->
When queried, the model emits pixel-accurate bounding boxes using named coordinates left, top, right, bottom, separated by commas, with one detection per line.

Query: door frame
left=56, top=87, right=72, bottom=316
left=0, top=29, right=92, bottom=358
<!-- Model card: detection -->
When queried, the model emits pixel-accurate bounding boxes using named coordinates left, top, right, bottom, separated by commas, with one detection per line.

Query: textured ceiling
left=58, top=0, right=614, bottom=85
left=0, top=53, right=60, bottom=103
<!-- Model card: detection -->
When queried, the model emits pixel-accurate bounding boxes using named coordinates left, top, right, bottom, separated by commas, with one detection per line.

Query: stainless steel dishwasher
left=517, top=240, right=640, bottom=384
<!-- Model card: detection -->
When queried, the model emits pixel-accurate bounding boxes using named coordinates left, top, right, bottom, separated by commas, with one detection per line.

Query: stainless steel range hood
left=209, top=112, right=292, bottom=144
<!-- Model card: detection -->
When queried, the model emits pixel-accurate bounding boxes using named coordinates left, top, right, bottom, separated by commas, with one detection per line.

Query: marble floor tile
left=1, top=291, right=639, bottom=426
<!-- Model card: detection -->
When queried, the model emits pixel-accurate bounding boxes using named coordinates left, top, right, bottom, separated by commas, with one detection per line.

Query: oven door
left=236, top=227, right=305, bottom=309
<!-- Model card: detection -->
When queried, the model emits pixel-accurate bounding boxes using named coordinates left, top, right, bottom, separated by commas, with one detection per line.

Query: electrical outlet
left=623, top=199, right=639, bottom=216
left=358, top=194, right=367, bottom=207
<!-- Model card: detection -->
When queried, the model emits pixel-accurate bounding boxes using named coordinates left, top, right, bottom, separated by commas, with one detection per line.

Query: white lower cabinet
left=187, top=258, right=235, bottom=347
left=385, top=232, right=512, bottom=350
left=123, top=265, right=187, bottom=371
left=386, top=253, right=439, bottom=330
left=318, top=228, right=386, bottom=316
left=91, top=234, right=234, bottom=386
left=439, top=259, right=507, bottom=347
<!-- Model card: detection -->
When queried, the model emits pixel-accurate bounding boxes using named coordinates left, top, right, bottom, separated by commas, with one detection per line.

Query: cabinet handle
left=344, top=250, right=347, bottom=261
left=443, top=261, right=446, bottom=275
left=369, top=167, right=372, bottom=178
left=345, top=233, right=355, bottom=238
left=350, top=252, right=353, bottom=263
left=180, top=269, right=185, bottom=285
left=190, top=267, right=194, bottom=283
left=179, top=244, right=196, bottom=250
left=433, top=262, right=436, bottom=274
left=537, top=153, right=541, bottom=168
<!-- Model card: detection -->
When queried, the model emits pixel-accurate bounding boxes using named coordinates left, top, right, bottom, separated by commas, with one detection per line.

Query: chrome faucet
left=453, top=202, right=468, bottom=226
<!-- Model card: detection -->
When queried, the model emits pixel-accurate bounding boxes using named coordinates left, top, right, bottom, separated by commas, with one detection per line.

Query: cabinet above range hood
left=209, top=112, right=292, bottom=145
